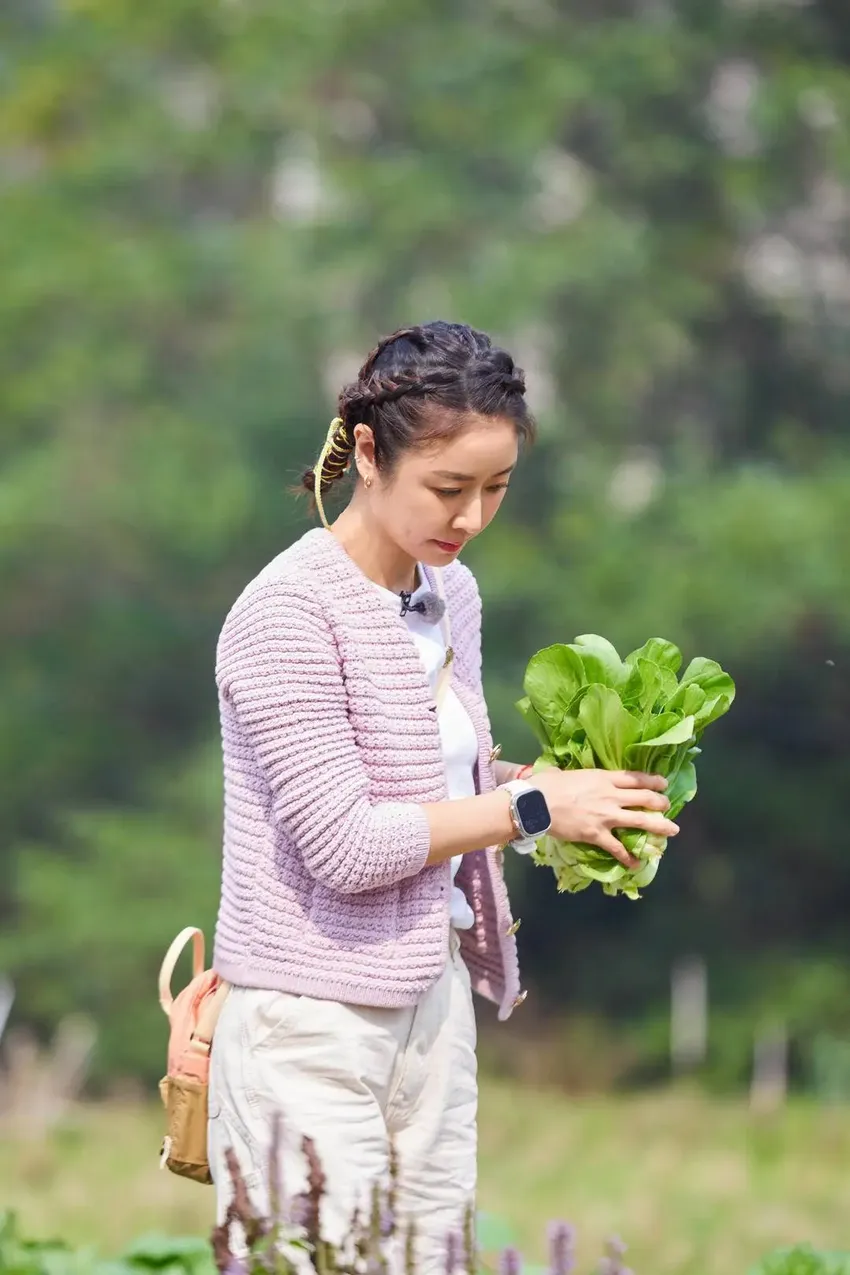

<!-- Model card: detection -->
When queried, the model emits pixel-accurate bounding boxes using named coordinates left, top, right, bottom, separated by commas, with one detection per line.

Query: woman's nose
left=452, top=498, right=483, bottom=537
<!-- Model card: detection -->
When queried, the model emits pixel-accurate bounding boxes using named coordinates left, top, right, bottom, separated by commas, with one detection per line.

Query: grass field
left=1, top=1080, right=848, bottom=1275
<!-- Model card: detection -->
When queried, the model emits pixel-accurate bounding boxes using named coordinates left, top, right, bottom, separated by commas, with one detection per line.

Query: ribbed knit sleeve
left=216, top=579, right=432, bottom=895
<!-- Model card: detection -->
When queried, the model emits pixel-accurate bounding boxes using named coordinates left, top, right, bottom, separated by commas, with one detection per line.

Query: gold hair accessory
left=312, top=417, right=353, bottom=529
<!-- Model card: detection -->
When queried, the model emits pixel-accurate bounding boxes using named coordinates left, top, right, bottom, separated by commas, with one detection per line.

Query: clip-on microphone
left=398, top=589, right=446, bottom=625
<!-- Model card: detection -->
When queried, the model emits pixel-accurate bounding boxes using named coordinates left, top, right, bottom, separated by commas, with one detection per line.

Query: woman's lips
left=434, top=539, right=462, bottom=552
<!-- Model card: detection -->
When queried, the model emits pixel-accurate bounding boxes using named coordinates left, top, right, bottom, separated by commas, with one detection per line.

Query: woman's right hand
left=531, top=768, right=679, bottom=870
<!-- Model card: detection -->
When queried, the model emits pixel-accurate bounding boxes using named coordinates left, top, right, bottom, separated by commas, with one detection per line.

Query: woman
left=208, top=322, right=676, bottom=1269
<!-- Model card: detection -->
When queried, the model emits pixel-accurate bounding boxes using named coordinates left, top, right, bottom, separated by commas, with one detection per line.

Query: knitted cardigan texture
left=213, top=527, right=522, bottom=1021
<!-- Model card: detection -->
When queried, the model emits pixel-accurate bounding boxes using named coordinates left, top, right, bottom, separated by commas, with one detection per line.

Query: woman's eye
left=435, top=483, right=510, bottom=497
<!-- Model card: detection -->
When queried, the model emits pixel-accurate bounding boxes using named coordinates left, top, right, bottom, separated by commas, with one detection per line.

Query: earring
left=364, top=476, right=372, bottom=489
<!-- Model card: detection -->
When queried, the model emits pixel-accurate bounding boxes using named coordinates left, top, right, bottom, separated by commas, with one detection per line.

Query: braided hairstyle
left=301, top=321, right=535, bottom=504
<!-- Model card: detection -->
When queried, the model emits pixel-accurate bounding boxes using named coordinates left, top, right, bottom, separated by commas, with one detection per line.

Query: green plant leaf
left=523, top=645, right=587, bottom=739
left=570, top=634, right=628, bottom=688
left=694, top=691, right=735, bottom=734
left=680, top=657, right=736, bottom=703
left=577, top=859, right=627, bottom=884
left=666, top=681, right=707, bottom=718
left=637, top=715, right=695, bottom=749
left=665, top=758, right=698, bottom=818
left=515, top=696, right=552, bottom=750
left=624, top=637, right=683, bottom=675
left=625, top=716, right=695, bottom=772
left=578, top=685, right=641, bottom=770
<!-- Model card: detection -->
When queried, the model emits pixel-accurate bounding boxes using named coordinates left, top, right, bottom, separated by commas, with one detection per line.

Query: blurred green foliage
left=1, top=0, right=849, bottom=1086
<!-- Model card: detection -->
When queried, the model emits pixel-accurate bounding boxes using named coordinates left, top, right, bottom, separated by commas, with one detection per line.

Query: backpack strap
left=190, top=979, right=231, bottom=1056
left=158, top=926, right=205, bottom=1018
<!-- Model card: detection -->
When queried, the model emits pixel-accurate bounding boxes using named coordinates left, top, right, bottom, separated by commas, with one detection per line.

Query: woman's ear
left=353, top=423, right=377, bottom=477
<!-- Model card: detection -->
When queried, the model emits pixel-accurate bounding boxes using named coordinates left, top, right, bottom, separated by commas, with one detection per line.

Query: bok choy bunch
left=516, top=636, right=735, bottom=899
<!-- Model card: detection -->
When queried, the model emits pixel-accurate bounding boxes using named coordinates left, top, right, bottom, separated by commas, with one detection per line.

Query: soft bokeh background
left=2, top=2, right=850, bottom=1272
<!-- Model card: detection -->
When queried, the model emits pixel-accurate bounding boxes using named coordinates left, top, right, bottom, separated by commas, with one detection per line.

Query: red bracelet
left=517, top=764, right=534, bottom=780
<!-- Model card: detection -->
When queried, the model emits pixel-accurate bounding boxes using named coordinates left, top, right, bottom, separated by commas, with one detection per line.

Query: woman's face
left=356, top=414, right=519, bottom=567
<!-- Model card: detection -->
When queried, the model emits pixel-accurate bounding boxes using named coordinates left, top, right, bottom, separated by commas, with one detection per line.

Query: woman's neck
left=330, top=505, right=419, bottom=595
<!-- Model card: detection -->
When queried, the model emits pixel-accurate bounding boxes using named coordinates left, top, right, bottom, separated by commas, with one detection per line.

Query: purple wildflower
left=548, top=1221, right=576, bottom=1275
left=444, top=1230, right=462, bottom=1275
left=499, top=1245, right=523, bottom=1275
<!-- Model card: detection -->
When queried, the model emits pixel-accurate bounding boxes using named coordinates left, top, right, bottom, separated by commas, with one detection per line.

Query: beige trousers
left=208, top=937, right=477, bottom=1274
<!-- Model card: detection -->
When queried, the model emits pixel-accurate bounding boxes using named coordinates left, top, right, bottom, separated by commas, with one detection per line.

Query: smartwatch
left=503, top=779, right=552, bottom=855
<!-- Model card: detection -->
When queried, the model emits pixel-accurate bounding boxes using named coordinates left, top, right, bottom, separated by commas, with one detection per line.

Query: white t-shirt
left=374, top=571, right=477, bottom=930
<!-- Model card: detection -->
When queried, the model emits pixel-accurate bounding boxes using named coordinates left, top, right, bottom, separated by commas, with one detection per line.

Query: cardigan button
left=506, top=919, right=521, bottom=937
left=512, top=990, right=528, bottom=1010
left=489, top=744, right=502, bottom=763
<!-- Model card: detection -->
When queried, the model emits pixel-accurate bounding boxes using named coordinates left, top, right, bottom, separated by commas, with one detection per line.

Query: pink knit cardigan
left=213, top=527, right=522, bottom=1021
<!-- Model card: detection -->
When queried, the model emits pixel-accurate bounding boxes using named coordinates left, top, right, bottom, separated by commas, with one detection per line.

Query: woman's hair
left=302, top=320, right=535, bottom=500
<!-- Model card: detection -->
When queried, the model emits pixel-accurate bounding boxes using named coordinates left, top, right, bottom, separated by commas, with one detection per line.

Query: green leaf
left=694, top=691, right=735, bottom=734
left=568, top=737, right=596, bottom=768
left=553, top=686, right=591, bottom=756
left=666, top=681, right=707, bottom=718
left=578, top=685, right=641, bottom=770
left=629, top=855, right=662, bottom=888
left=665, top=758, right=698, bottom=819
left=624, top=638, right=683, bottom=676
left=618, top=828, right=650, bottom=856
left=629, top=661, right=676, bottom=721
left=625, top=715, right=695, bottom=772
left=515, top=696, right=552, bottom=750
left=570, top=634, right=628, bottom=688
left=523, top=645, right=587, bottom=738
left=640, top=711, right=685, bottom=742
left=638, top=715, right=695, bottom=748
left=680, top=657, right=736, bottom=705
left=577, top=859, right=627, bottom=884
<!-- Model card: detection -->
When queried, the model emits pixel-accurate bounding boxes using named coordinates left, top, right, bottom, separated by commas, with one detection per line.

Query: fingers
left=615, top=809, right=679, bottom=838
left=618, top=788, right=670, bottom=813
left=612, top=771, right=668, bottom=791
left=596, top=832, right=640, bottom=870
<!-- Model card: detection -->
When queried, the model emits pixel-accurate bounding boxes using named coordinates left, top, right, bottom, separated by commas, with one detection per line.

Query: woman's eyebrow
left=433, top=465, right=516, bottom=481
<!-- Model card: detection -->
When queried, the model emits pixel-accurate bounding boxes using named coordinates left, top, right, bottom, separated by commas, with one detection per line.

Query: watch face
left=516, top=788, right=551, bottom=837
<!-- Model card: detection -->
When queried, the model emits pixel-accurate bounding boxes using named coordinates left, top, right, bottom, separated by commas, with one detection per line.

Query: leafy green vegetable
left=517, top=636, right=735, bottom=899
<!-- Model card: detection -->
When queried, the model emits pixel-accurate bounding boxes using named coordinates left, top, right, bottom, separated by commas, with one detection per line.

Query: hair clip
left=312, top=418, right=355, bottom=529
